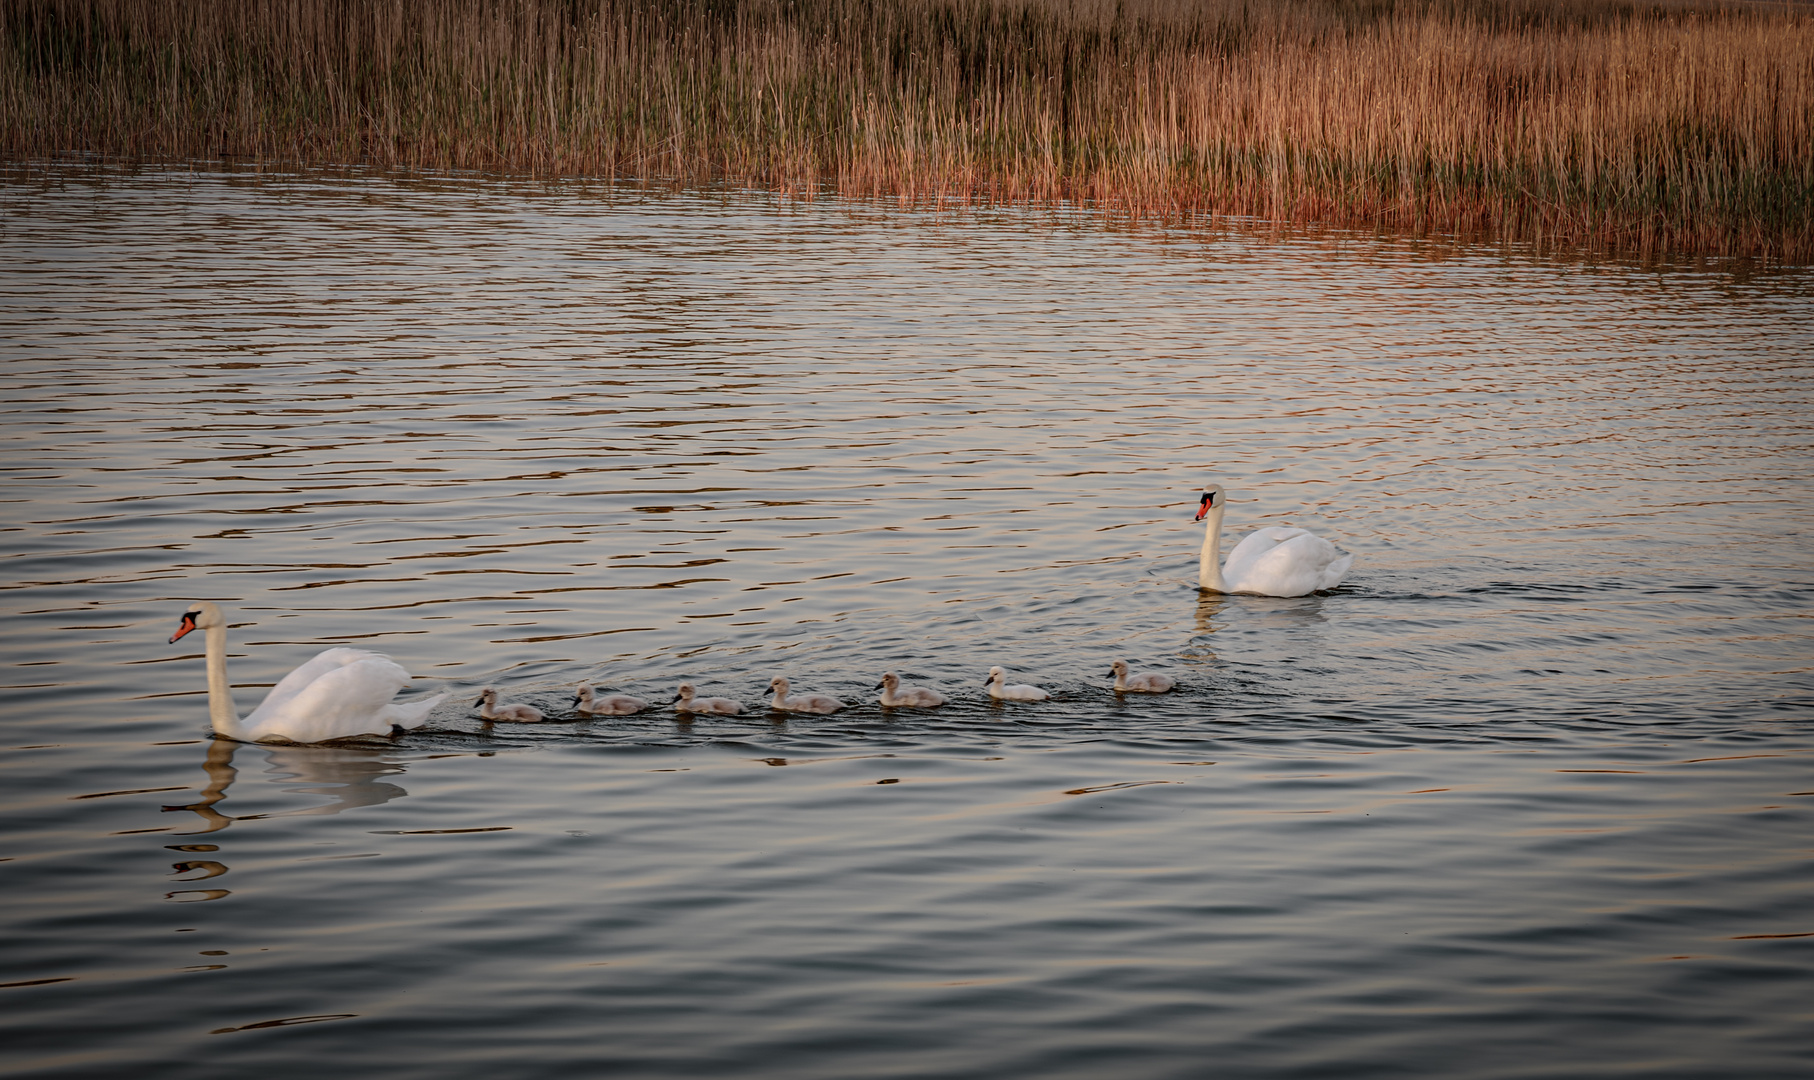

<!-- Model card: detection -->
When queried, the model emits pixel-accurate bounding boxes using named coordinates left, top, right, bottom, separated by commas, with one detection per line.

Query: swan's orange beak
left=169, top=613, right=197, bottom=644
left=1195, top=493, right=1215, bottom=521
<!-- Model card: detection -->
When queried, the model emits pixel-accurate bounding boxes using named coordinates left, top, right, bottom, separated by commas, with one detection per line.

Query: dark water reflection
left=0, top=168, right=1810, bottom=1078
left=161, top=741, right=412, bottom=836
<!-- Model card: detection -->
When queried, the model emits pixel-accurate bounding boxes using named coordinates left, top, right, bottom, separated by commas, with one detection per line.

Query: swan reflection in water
left=1172, top=591, right=1227, bottom=671
left=1199, top=587, right=1334, bottom=633
left=163, top=738, right=411, bottom=834
left=1193, top=591, right=1229, bottom=640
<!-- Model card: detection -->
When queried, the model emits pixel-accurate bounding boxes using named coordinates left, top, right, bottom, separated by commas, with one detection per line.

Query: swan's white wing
left=1221, top=527, right=1310, bottom=592
left=244, top=654, right=412, bottom=742
left=1226, top=530, right=1348, bottom=597
left=252, top=648, right=393, bottom=718
left=1318, top=551, right=1355, bottom=592
left=378, top=692, right=447, bottom=729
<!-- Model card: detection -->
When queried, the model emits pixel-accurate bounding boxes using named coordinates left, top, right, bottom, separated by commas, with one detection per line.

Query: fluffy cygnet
left=474, top=687, right=544, bottom=723
left=672, top=682, right=743, bottom=715
left=1109, top=659, right=1175, bottom=693
left=768, top=676, right=845, bottom=714
left=983, top=666, right=1049, bottom=702
left=572, top=683, right=649, bottom=715
left=875, top=671, right=946, bottom=708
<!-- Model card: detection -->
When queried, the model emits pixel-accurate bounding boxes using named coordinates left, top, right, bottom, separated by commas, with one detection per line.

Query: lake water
left=1, top=168, right=1811, bottom=1079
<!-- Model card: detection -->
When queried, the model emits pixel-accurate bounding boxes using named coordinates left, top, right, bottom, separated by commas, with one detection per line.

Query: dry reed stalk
left=2, top=0, right=1809, bottom=259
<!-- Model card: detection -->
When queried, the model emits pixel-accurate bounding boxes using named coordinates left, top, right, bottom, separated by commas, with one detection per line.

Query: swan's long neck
left=1199, top=501, right=1228, bottom=593
left=202, top=622, right=247, bottom=739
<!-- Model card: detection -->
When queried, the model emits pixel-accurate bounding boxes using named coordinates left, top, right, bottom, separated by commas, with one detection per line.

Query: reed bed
left=5, top=0, right=1811, bottom=258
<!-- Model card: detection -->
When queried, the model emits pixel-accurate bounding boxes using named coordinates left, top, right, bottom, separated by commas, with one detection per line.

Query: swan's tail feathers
left=1320, top=552, right=1356, bottom=592
left=380, top=691, right=448, bottom=730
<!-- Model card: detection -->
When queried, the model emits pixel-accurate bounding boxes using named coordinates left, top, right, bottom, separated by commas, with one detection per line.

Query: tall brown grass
left=4, top=0, right=1810, bottom=259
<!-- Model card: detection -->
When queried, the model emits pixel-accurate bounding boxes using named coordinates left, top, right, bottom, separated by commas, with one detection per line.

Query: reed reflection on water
left=0, top=170, right=1809, bottom=1079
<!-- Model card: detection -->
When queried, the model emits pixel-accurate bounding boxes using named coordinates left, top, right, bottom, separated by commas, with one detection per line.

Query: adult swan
left=1195, top=485, right=1352, bottom=597
left=169, top=601, right=447, bottom=743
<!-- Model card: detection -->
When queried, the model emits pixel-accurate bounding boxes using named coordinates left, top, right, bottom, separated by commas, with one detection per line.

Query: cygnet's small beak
left=472, top=694, right=486, bottom=707
left=570, top=694, right=583, bottom=707
left=873, top=679, right=885, bottom=690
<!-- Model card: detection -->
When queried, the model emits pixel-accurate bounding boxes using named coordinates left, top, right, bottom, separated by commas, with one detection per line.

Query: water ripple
left=0, top=168, right=1810, bottom=1079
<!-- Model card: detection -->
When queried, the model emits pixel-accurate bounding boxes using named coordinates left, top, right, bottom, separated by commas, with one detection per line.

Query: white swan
left=673, top=682, right=743, bottom=715
left=768, top=676, right=845, bottom=714
left=474, top=687, right=544, bottom=723
left=984, top=666, right=1049, bottom=702
left=876, top=671, right=946, bottom=708
left=571, top=684, right=648, bottom=716
left=1195, top=484, right=1352, bottom=597
left=1109, top=659, right=1175, bottom=693
left=169, top=601, right=446, bottom=744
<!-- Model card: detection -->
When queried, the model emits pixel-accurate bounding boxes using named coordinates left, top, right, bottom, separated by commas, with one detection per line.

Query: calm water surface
left=1, top=169, right=1811, bottom=1078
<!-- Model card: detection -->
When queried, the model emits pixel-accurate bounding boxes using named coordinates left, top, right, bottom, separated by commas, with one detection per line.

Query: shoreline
left=9, top=158, right=1799, bottom=276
